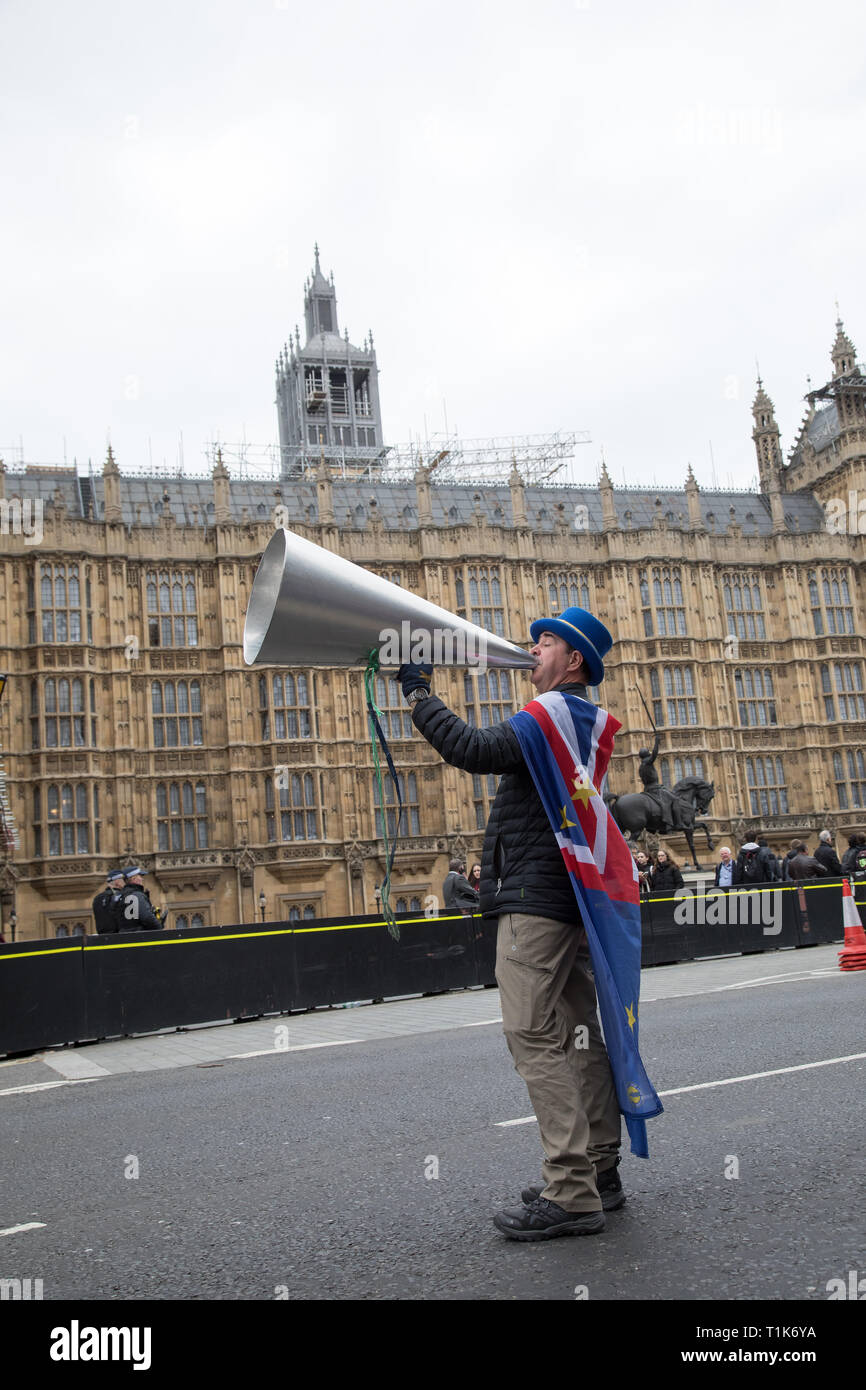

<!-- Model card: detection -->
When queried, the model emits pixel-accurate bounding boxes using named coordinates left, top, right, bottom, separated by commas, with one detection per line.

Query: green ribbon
left=364, top=648, right=403, bottom=941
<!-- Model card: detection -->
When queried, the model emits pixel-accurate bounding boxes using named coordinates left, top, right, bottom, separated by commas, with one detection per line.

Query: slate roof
left=788, top=402, right=840, bottom=470
left=4, top=468, right=827, bottom=535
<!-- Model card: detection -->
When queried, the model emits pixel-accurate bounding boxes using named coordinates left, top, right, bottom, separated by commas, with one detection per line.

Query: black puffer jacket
left=814, top=842, right=842, bottom=876
left=116, top=885, right=162, bottom=932
left=412, top=681, right=588, bottom=924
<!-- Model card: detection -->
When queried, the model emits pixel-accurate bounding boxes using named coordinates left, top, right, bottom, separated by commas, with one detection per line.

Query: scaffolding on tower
left=205, top=429, right=590, bottom=485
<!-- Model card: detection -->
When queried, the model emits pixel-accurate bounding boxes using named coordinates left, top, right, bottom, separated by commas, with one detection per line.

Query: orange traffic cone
left=838, top=878, right=866, bottom=972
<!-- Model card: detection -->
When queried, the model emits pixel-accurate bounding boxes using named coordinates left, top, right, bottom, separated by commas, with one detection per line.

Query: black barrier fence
left=1, top=879, right=861, bottom=1057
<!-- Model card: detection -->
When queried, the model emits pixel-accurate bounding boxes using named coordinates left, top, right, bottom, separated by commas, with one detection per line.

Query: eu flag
left=509, top=690, right=663, bottom=1157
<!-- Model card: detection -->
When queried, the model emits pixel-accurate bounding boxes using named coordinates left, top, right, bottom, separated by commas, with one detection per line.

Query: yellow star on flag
left=571, top=764, right=595, bottom=807
left=559, top=804, right=576, bottom=830
left=625, top=1001, right=636, bottom=1031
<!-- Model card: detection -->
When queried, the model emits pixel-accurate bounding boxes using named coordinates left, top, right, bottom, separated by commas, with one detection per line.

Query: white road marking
left=0, top=1078, right=101, bottom=1098
left=659, top=1051, right=866, bottom=1097
left=495, top=1051, right=866, bottom=1126
left=641, top=966, right=846, bottom=1001
left=0, top=1222, right=47, bottom=1237
left=228, top=1039, right=363, bottom=1058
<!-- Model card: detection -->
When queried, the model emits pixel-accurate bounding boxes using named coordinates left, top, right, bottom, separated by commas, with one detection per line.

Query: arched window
left=39, top=563, right=82, bottom=643
left=833, top=749, right=866, bottom=809
left=809, top=568, right=854, bottom=636
left=41, top=782, right=91, bottom=855
left=648, top=668, right=697, bottom=726
left=722, top=572, right=765, bottom=640
left=147, top=569, right=199, bottom=647
left=156, top=782, right=208, bottom=851
left=734, top=669, right=777, bottom=726
left=640, top=567, right=687, bottom=637
left=455, top=566, right=504, bottom=636
left=374, top=675, right=413, bottom=739
left=374, top=772, right=420, bottom=838
left=820, top=662, right=865, bottom=721
left=745, top=757, right=788, bottom=816
left=262, top=672, right=312, bottom=740
left=151, top=681, right=203, bottom=748
left=547, top=572, right=591, bottom=614
left=464, top=668, right=513, bottom=728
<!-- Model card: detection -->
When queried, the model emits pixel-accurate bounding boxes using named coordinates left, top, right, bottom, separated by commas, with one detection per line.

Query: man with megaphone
left=396, top=604, right=662, bottom=1241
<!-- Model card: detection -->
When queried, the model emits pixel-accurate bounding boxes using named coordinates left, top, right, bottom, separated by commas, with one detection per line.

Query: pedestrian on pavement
left=814, top=830, right=842, bottom=877
left=468, top=862, right=482, bottom=894
left=633, top=850, right=652, bottom=895
left=736, top=841, right=771, bottom=886
left=714, top=847, right=739, bottom=890
left=117, top=866, right=163, bottom=932
left=755, top=837, right=781, bottom=881
left=786, top=844, right=828, bottom=881
left=92, top=870, right=127, bottom=934
left=442, top=860, right=480, bottom=913
left=395, top=605, right=649, bottom=1240
left=781, top=839, right=804, bottom=881
left=840, top=834, right=866, bottom=875
left=648, top=849, right=684, bottom=892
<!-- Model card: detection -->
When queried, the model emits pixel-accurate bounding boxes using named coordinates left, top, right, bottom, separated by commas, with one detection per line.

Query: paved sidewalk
left=0, top=942, right=846, bottom=1092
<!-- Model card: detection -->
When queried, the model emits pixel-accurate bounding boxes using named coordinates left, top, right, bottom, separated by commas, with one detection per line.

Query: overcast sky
left=2, top=0, right=865, bottom=491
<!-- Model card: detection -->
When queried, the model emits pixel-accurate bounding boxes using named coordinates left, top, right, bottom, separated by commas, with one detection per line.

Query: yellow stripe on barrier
left=293, top=913, right=470, bottom=935
left=0, top=913, right=477, bottom=958
left=648, top=882, right=858, bottom=906
left=0, top=946, right=86, bottom=961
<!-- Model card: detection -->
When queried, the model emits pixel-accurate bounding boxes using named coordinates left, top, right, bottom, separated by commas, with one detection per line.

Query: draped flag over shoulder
left=509, top=690, right=663, bottom=1158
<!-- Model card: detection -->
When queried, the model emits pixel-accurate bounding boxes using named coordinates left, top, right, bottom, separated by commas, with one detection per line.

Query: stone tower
left=275, top=245, right=385, bottom=478
left=751, top=375, right=783, bottom=493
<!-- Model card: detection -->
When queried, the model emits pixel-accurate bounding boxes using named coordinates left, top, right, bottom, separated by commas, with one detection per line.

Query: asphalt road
left=1, top=964, right=864, bottom=1303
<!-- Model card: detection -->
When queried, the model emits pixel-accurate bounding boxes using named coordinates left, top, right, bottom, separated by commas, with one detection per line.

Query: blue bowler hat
left=529, top=606, right=613, bottom=686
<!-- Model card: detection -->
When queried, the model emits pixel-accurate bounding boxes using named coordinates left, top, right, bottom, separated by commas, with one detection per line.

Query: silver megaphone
left=243, top=528, right=537, bottom=670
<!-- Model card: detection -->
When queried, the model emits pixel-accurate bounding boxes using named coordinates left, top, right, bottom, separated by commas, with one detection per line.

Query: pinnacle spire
left=831, top=309, right=857, bottom=379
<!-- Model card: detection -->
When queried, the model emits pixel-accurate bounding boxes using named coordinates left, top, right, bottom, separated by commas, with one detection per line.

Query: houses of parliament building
left=1, top=251, right=865, bottom=941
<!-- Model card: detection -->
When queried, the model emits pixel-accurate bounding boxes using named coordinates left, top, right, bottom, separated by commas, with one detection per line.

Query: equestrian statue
left=604, top=691, right=715, bottom=869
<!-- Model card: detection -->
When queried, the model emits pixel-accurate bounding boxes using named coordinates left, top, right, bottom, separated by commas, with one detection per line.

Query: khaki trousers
left=496, top=912, right=621, bottom=1212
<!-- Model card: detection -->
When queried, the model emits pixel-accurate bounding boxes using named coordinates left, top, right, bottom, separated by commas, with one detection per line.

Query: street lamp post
left=258, top=890, right=266, bottom=923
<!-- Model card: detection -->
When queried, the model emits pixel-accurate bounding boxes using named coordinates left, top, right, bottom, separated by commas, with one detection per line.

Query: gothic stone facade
left=1, top=323, right=865, bottom=941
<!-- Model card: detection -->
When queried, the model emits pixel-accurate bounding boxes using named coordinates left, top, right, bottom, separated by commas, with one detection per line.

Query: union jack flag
left=509, top=690, right=663, bottom=1157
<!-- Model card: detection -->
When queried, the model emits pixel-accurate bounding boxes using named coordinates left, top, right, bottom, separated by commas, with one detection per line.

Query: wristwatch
left=405, top=688, right=431, bottom=707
